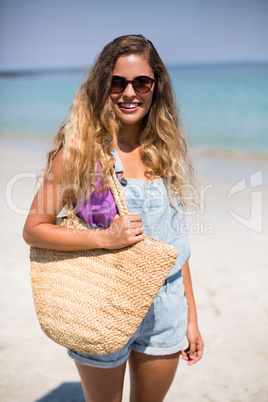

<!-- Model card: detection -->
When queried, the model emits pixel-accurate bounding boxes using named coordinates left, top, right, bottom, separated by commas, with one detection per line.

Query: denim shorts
left=67, top=271, right=188, bottom=369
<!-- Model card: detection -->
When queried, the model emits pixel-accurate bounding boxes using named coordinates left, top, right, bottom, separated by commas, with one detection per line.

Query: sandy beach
left=1, top=138, right=268, bottom=401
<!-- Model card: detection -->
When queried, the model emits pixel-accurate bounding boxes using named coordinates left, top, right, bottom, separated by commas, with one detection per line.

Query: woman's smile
left=118, top=102, right=142, bottom=112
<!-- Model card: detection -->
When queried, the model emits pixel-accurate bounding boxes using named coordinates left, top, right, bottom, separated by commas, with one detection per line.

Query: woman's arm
left=23, top=149, right=144, bottom=250
left=181, top=261, right=204, bottom=365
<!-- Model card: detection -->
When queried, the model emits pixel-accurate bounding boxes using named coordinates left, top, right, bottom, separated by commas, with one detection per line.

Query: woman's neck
left=117, top=122, right=141, bottom=151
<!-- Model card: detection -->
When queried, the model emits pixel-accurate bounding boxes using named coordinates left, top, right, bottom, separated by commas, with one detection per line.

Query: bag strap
left=108, top=167, right=129, bottom=217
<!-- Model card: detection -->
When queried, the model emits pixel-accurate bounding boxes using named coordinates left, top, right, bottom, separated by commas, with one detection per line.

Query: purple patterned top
left=74, top=161, right=119, bottom=229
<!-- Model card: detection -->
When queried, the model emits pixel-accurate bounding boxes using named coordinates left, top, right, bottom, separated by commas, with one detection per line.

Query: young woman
left=23, top=34, right=203, bottom=402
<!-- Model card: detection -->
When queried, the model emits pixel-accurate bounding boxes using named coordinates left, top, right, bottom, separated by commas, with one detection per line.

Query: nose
left=123, top=82, right=136, bottom=97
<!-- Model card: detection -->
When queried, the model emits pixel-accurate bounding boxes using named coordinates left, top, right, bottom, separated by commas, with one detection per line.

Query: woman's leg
left=128, top=350, right=180, bottom=402
left=75, top=360, right=127, bottom=402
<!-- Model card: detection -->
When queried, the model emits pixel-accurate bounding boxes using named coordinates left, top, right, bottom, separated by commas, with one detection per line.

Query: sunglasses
left=110, top=75, right=156, bottom=94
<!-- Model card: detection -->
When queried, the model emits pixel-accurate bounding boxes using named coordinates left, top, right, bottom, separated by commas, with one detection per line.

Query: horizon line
left=1, top=60, right=268, bottom=77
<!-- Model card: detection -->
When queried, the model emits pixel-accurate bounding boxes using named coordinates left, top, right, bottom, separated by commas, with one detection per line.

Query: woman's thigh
left=128, top=349, right=180, bottom=402
left=75, top=360, right=127, bottom=402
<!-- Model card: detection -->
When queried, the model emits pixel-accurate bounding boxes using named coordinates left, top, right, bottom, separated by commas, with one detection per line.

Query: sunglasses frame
left=110, top=75, right=156, bottom=94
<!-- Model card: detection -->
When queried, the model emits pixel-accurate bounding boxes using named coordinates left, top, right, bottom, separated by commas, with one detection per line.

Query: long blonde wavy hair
left=45, top=34, right=196, bottom=210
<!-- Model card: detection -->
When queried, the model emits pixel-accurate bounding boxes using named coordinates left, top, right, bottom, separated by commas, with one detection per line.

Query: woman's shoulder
left=48, top=148, right=64, bottom=177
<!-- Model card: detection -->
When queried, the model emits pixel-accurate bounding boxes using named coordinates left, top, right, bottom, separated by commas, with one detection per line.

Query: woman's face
left=109, top=54, right=155, bottom=129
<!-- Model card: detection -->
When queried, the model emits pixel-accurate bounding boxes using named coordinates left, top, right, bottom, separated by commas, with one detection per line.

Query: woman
left=23, top=34, right=203, bottom=402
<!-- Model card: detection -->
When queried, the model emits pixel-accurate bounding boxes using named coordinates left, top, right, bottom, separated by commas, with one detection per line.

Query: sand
left=1, top=138, right=268, bottom=401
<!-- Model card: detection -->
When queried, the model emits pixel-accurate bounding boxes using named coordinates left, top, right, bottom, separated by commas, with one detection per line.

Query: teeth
left=120, top=103, right=139, bottom=109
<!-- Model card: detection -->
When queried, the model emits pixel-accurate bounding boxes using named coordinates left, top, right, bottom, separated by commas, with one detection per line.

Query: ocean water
left=0, top=63, right=267, bottom=156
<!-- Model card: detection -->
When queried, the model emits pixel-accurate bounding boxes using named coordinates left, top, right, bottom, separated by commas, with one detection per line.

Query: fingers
left=180, top=346, right=196, bottom=365
left=127, top=233, right=145, bottom=245
left=181, top=339, right=204, bottom=366
left=131, top=225, right=144, bottom=235
left=114, top=214, right=142, bottom=227
left=107, top=214, right=144, bottom=248
left=113, top=213, right=142, bottom=222
left=189, top=342, right=197, bottom=361
left=112, top=215, right=143, bottom=234
left=180, top=349, right=189, bottom=361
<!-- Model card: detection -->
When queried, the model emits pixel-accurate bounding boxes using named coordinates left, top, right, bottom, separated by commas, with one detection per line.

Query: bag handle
left=108, top=167, right=129, bottom=217
left=98, top=147, right=130, bottom=217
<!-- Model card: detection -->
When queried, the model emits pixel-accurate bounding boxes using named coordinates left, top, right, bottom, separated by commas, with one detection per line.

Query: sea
left=0, top=63, right=268, bottom=156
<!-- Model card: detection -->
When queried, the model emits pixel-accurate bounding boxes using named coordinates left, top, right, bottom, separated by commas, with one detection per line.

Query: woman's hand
left=181, top=321, right=204, bottom=365
left=181, top=262, right=204, bottom=365
left=104, top=213, right=144, bottom=249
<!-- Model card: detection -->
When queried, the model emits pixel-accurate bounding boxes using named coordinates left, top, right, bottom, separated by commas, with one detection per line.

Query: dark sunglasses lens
left=133, top=77, right=153, bottom=93
left=110, top=77, right=125, bottom=93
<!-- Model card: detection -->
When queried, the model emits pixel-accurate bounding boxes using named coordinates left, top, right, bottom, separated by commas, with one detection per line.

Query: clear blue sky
left=0, top=0, right=267, bottom=70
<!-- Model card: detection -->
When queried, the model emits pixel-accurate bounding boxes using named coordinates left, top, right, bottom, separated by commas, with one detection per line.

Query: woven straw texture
left=30, top=168, right=178, bottom=355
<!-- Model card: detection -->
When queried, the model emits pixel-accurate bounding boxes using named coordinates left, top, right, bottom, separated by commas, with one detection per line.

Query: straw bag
left=30, top=168, right=178, bottom=355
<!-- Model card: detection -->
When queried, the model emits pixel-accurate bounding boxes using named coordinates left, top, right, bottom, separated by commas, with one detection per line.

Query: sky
left=0, top=0, right=268, bottom=71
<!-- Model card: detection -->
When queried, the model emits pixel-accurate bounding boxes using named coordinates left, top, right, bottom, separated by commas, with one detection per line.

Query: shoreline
left=1, top=134, right=268, bottom=162
left=1, top=135, right=268, bottom=191
left=190, top=146, right=268, bottom=162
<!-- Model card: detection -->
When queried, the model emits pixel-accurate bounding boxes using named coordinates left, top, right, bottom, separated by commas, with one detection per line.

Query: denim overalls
left=67, top=148, right=191, bottom=367
left=111, top=148, right=191, bottom=278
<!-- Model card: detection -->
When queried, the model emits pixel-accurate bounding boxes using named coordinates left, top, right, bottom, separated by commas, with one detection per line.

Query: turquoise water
left=171, top=64, right=268, bottom=155
left=0, top=64, right=267, bottom=155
